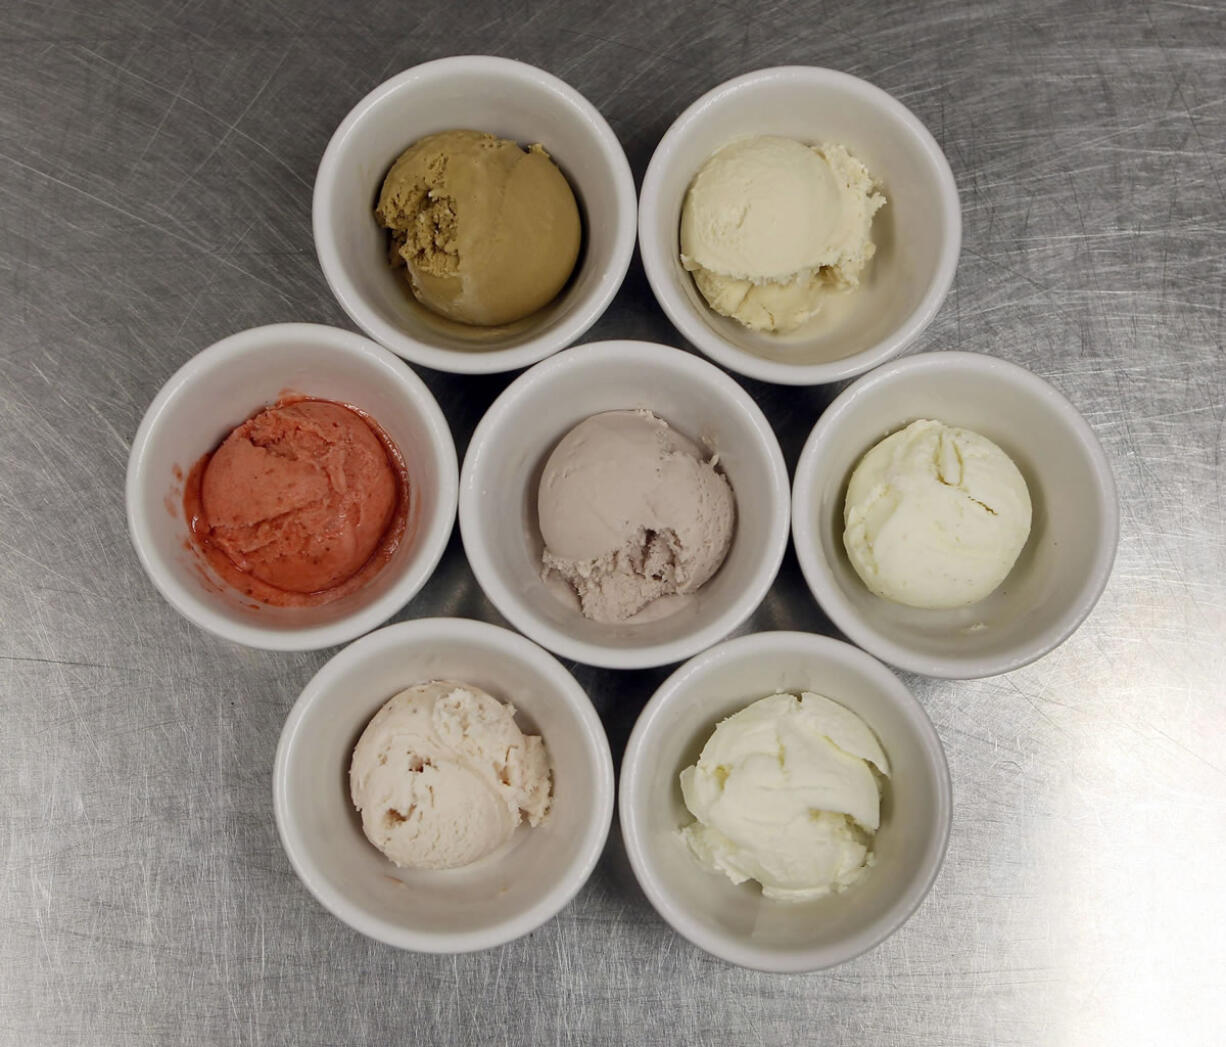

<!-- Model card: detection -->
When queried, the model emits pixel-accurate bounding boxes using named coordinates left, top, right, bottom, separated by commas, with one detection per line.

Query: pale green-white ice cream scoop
left=842, top=419, right=1032, bottom=609
left=679, top=691, right=889, bottom=902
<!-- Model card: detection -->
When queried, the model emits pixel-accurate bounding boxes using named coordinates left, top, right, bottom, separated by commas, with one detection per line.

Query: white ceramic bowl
left=126, top=323, right=457, bottom=651
left=793, top=351, right=1119, bottom=679
left=620, top=631, right=951, bottom=972
left=639, top=66, right=961, bottom=386
left=459, top=340, right=790, bottom=670
left=314, top=55, right=637, bottom=375
left=273, top=617, right=614, bottom=953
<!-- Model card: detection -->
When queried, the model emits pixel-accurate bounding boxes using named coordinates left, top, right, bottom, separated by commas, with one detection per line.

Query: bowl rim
left=124, top=322, right=458, bottom=652
left=312, top=54, right=638, bottom=376
left=272, top=616, right=616, bottom=953
left=638, top=64, right=962, bottom=387
left=791, top=350, right=1121, bottom=679
left=458, top=339, right=792, bottom=669
left=618, top=630, right=953, bottom=972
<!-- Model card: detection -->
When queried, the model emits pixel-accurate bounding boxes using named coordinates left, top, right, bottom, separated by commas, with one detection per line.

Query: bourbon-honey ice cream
left=350, top=681, right=552, bottom=870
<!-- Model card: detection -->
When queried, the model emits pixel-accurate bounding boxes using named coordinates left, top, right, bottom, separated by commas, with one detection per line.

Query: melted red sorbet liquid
left=183, top=397, right=411, bottom=607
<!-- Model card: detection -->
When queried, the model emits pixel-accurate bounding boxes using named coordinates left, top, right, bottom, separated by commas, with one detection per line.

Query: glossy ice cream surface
left=680, top=136, right=885, bottom=333
left=349, top=681, right=552, bottom=870
left=537, top=410, right=736, bottom=623
left=185, top=398, right=408, bottom=606
left=375, top=129, right=581, bottom=327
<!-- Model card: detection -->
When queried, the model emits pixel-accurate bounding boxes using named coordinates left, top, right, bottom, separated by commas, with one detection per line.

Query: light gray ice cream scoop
left=538, top=409, right=736, bottom=623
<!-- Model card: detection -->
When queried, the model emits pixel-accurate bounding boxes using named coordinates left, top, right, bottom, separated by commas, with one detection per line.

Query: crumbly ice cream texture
left=537, top=410, right=736, bottom=624
left=199, top=400, right=396, bottom=594
left=680, top=692, right=890, bottom=902
left=679, top=136, right=885, bottom=333
left=349, top=681, right=551, bottom=871
left=843, top=419, right=1033, bottom=609
left=375, top=129, right=581, bottom=327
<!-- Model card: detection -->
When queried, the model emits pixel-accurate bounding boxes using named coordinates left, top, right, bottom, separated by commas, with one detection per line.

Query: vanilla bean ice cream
left=349, top=681, right=551, bottom=870
left=537, top=410, right=736, bottom=623
left=843, top=419, right=1033, bottom=609
left=679, top=136, right=885, bottom=333
left=680, top=691, right=890, bottom=902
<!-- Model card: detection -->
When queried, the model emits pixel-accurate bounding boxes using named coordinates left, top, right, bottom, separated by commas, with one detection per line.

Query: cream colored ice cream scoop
left=349, top=681, right=551, bottom=870
left=537, top=410, right=736, bottom=623
left=680, top=691, right=890, bottom=902
left=375, top=129, right=581, bottom=327
left=843, top=419, right=1033, bottom=609
left=680, top=136, right=885, bottom=333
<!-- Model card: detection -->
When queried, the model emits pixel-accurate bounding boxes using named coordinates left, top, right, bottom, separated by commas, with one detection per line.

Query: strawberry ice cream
left=184, top=398, right=408, bottom=606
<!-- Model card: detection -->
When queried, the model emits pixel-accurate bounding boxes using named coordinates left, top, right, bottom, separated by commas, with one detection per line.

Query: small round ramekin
left=314, top=56, right=637, bottom=375
left=792, top=351, right=1119, bottom=678
left=459, top=340, right=790, bottom=670
left=126, top=323, right=457, bottom=651
left=639, top=66, right=960, bottom=386
left=274, top=617, right=614, bottom=953
left=620, top=631, right=951, bottom=972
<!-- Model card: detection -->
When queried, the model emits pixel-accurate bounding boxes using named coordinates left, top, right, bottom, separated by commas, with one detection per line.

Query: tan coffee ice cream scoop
left=375, top=129, right=582, bottom=327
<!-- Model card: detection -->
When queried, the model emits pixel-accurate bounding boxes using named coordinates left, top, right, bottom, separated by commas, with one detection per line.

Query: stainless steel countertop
left=2, top=1, right=1224, bottom=1044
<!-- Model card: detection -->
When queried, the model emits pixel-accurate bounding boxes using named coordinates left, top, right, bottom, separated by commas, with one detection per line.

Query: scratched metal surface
left=2, top=0, right=1224, bottom=1043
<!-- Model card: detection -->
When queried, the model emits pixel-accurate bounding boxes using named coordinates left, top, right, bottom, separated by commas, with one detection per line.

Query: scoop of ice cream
left=349, top=681, right=552, bottom=871
left=843, top=419, right=1033, bottom=609
left=680, top=691, right=890, bottom=902
left=680, top=136, right=885, bottom=333
left=375, top=129, right=581, bottom=327
left=198, top=400, right=397, bottom=595
left=537, top=409, right=736, bottom=623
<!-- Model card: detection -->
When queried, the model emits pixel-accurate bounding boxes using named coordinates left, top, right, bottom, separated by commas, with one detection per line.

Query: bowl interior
left=626, top=636, right=948, bottom=966
left=132, top=328, right=447, bottom=635
left=800, top=358, right=1114, bottom=671
left=645, top=71, right=954, bottom=369
left=319, top=62, right=627, bottom=358
left=465, top=345, right=784, bottom=659
left=277, top=623, right=609, bottom=946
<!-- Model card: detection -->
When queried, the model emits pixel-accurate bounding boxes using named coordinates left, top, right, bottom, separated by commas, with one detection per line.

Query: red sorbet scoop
left=199, top=401, right=397, bottom=594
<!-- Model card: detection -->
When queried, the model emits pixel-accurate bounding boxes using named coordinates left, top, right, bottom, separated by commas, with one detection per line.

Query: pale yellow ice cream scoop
left=375, top=129, right=581, bottom=326
left=680, top=136, right=885, bottom=333
left=843, top=419, right=1033, bottom=609
left=349, top=681, right=551, bottom=870
left=680, top=691, right=890, bottom=902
